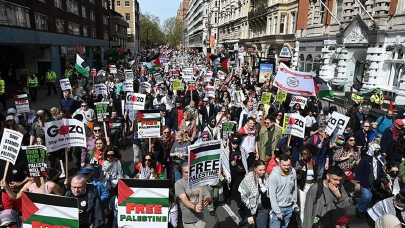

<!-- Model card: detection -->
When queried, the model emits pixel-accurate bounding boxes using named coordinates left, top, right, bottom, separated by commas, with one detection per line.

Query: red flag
left=77, top=43, right=83, bottom=55
left=118, top=45, right=124, bottom=54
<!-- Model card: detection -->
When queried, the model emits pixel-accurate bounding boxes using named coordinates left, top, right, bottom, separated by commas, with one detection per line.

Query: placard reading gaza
left=285, top=113, right=306, bottom=139
left=289, top=96, right=308, bottom=109
left=23, top=145, right=47, bottom=177
left=325, top=112, right=350, bottom=136
left=0, top=129, right=23, bottom=165
left=44, top=119, right=87, bottom=153
left=188, top=140, right=221, bottom=190
left=118, top=179, right=169, bottom=228
left=125, top=93, right=146, bottom=110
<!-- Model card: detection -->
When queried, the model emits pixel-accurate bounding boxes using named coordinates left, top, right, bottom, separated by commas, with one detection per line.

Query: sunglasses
left=106, top=154, right=115, bottom=157
left=81, top=105, right=87, bottom=107
left=265, top=122, right=271, bottom=124
left=364, top=126, right=370, bottom=127
left=348, top=139, right=355, bottom=142
left=231, top=142, right=239, bottom=144
left=202, top=136, right=209, bottom=139
left=277, top=114, right=282, bottom=116
left=163, top=131, right=170, bottom=134
left=145, top=159, right=152, bottom=162
left=37, top=116, right=44, bottom=118
left=93, top=129, right=101, bottom=132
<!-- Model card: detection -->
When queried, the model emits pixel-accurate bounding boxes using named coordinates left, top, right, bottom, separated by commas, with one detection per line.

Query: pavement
left=6, top=88, right=370, bottom=228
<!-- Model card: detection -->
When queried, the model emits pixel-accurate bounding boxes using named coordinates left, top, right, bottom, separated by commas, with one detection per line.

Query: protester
left=376, top=109, right=394, bottom=134
left=101, top=147, right=123, bottom=190
left=170, top=130, right=191, bottom=182
left=371, top=162, right=403, bottom=205
left=76, top=167, right=110, bottom=210
left=368, top=190, right=405, bottom=227
left=134, top=152, right=163, bottom=179
left=332, top=135, right=360, bottom=181
left=258, top=115, right=282, bottom=164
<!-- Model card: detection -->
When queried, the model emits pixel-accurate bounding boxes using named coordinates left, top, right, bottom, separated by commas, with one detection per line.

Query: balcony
left=248, top=7, right=268, bottom=20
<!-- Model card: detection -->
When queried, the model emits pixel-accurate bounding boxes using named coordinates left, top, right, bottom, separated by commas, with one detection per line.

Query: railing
left=248, top=7, right=268, bottom=19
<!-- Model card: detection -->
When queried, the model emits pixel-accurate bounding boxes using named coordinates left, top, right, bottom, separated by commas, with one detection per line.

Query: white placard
left=325, top=112, right=351, bottom=136
left=273, top=63, right=317, bottom=96
left=109, top=64, right=117, bottom=74
left=289, top=96, right=308, bottom=109
left=123, top=80, right=134, bottom=92
left=0, top=129, right=23, bottom=165
left=44, top=119, right=87, bottom=152
left=124, top=70, right=134, bottom=80
left=60, top=79, right=71, bottom=91
left=125, top=93, right=146, bottom=110
left=94, top=83, right=108, bottom=95
left=15, top=94, right=30, bottom=113
left=285, top=113, right=306, bottom=139
left=139, top=82, right=151, bottom=93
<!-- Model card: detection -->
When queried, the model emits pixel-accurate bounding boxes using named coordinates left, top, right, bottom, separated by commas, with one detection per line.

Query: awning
left=278, top=58, right=290, bottom=62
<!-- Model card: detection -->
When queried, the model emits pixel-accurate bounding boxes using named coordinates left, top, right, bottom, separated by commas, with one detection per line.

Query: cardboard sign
left=222, top=121, right=237, bottom=139
left=173, top=80, right=182, bottom=91
left=124, top=70, right=134, bottom=80
left=44, top=119, right=87, bottom=152
left=188, top=140, right=221, bottom=190
left=22, top=192, right=79, bottom=228
left=94, top=83, right=108, bottom=95
left=137, top=110, right=161, bottom=138
left=15, top=94, right=30, bottom=113
left=125, top=93, right=146, bottom=110
left=118, top=179, right=169, bottom=228
left=139, top=82, right=152, bottom=93
left=95, top=102, right=109, bottom=122
left=325, top=112, right=350, bottom=136
left=0, top=129, right=23, bottom=165
left=261, top=93, right=271, bottom=104
left=285, top=113, right=306, bottom=139
left=91, top=69, right=97, bottom=77
left=60, top=79, right=71, bottom=91
left=289, top=96, right=307, bottom=109
left=188, top=80, right=196, bottom=91
left=205, top=72, right=213, bottom=82
left=282, top=113, right=291, bottom=134
left=23, top=145, right=47, bottom=177
left=109, top=64, right=117, bottom=74
left=276, top=91, right=287, bottom=102
left=123, top=80, right=134, bottom=92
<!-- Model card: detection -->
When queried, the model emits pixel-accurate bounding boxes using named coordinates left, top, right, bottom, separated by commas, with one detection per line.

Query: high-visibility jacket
left=370, top=93, right=384, bottom=105
left=46, top=71, right=57, bottom=83
left=0, top=79, right=5, bottom=94
left=65, top=69, right=73, bottom=78
left=351, top=93, right=364, bottom=103
left=27, top=75, right=38, bottom=87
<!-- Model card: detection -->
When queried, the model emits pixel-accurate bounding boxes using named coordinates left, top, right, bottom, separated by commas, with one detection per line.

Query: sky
left=138, top=0, right=183, bottom=25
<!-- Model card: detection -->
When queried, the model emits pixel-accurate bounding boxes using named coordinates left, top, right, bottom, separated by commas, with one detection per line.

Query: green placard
left=261, top=93, right=271, bottom=104
left=276, top=91, right=287, bottom=103
left=95, top=102, right=109, bottom=122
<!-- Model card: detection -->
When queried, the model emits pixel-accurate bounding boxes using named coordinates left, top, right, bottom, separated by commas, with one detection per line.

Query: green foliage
left=163, top=16, right=183, bottom=49
left=140, top=12, right=165, bottom=47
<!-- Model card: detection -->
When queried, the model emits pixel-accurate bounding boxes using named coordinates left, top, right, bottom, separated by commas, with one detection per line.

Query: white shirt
left=305, top=116, right=317, bottom=127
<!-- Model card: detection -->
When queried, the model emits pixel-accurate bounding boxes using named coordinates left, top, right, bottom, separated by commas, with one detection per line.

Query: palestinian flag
left=22, top=192, right=79, bottom=228
left=144, top=53, right=162, bottom=71
left=314, top=77, right=334, bottom=99
left=117, top=179, right=169, bottom=227
left=129, top=59, right=135, bottom=67
left=13, top=93, right=28, bottom=102
left=188, top=141, right=221, bottom=190
left=216, top=57, right=229, bottom=73
left=352, top=87, right=381, bottom=97
left=75, top=53, right=89, bottom=77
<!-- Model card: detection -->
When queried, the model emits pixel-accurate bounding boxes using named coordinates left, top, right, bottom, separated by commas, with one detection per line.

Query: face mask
left=394, top=202, right=404, bottom=210
left=387, top=115, right=392, bottom=119
left=374, top=151, right=380, bottom=157
left=344, top=130, right=350, bottom=134
left=389, top=171, right=399, bottom=178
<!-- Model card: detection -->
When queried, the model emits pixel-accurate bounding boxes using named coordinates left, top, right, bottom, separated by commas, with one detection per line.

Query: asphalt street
left=9, top=87, right=369, bottom=228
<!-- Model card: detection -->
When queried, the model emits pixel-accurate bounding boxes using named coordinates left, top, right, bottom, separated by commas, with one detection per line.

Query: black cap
left=230, top=135, right=239, bottom=143
left=158, top=104, right=166, bottom=111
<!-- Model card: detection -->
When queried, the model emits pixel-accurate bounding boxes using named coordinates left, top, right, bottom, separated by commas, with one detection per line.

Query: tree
left=140, top=12, right=165, bottom=47
left=163, top=16, right=183, bottom=49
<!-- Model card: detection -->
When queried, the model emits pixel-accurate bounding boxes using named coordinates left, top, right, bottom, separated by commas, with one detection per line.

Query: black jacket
left=371, top=174, right=404, bottom=204
left=354, top=129, right=369, bottom=156
left=65, top=184, right=104, bottom=228
left=296, top=159, right=319, bottom=191
left=199, top=104, right=215, bottom=123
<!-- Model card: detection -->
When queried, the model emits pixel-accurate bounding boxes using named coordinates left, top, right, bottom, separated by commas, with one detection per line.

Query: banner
left=276, top=91, right=287, bottom=103
left=124, top=70, right=134, bottom=80
left=258, top=63, right=273, bottom=83
left=23, top=145, right=47, bottom=177
left=118, top=179, right=169, bottom=228
left=137, top=110, right=161, bottom=138
left=15, top=94, right=30, bottom=113
left=139, top=82, right=152, bottom=93
left=123, top=80, right=134, bottom=92
left=289, top=96, right=308, bottom=109
left=125, top=93, right=146, bottom=110
left=285, top=113, right=306, bottom=139
left=261, top=93, right=271, bottom=104
left=22, top=192, right=79, bottom=228
left=188, top=140, right=221, bottom=190
left=44, top=119, right=87, bottom=152
left=173, top=80, right=182, bottom=91
left=187, top=80, right=196, bottom=91
left=282, top=113, right=291, bottom=134
left=222, top=121, right=237, bottom=139
left=95, top=102, right=109, bottom=122
left=205, top=72, right=213, bottom=82
left=59, top=79, right=71, bottom=91
left=273, top=63, right=317, bottom=96
left=109, top=64, right=117, bottom=74
left=325, top=112, right=350, bottom=136
left=94, top=83, right=108, bottom=95
left=0, top=129, right=23, bottom=165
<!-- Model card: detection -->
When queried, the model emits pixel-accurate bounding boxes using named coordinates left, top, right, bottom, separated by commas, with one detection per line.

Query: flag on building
left=314, top=77, right=334, bottom=99
left=75, top=53, right=89, bottom=77
left=22, top=192, right=79, bottom=228
left=216, top=57, right=229, bottom=73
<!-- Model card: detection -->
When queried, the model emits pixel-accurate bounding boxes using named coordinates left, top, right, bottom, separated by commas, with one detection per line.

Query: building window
left=54, top=0, right=62, bottom=9
left=273, top=16, right=277, bottom=34
left=55, top=19, right=64, bottom=33
left=103, top=15, right=108, bottom=25
left=125, top=1, right=130, bottom=7
left=91, top=29, right=97, bottom=38
left=319, top=0, right=326, bottom=24
left=289, top=12, right=295, bottom=34
left=66, top=0, right=79, bottom=15
left=305, top=54, right=313, bottom=72
left=125, top=13, right=130, bottom=21
left=268, top=17, right=272, bottom=35
left=104, top=31, right=109, bottom=40
left=280, top=14, right=286, bottom=34
left=68, top=22, right=80, bottom=35
left=117, top=1, right=121, bottom=7
left=82, top=6, right=86, bottom=18
left=83, top=26, right=88, bottom=37
left=34, top=13, right=48, bottom=30
left=336, top=0, right=343, bottom=21
left=0, top=2, right=31, bottom=28
left=90, top=10, right=95, bottom=21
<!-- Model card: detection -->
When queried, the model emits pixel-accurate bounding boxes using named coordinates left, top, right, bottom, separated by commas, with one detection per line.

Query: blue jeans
left=269, top=206, right=293, bottom=228
left=255, top=205, right=270, bottom=228
left=173, top=164, right=183, bottom=183
left=318, top=163, right=325, bottom=180
left=357, top=187, right=372, bottom=212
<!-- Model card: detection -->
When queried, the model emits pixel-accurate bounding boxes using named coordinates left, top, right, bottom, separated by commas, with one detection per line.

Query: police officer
left=370, top=90, right=384, bottom=109
left=27, top=71, right=38, bottom=102
left=64, top=66, right=73, bottom=79
left=0, top=73, right=6, bottom=111
left=46, top=68, right=57, bottom=96
left=351, top=92, right=364, bottom=108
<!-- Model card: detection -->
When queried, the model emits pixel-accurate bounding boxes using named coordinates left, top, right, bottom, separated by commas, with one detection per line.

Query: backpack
left=305, top=134, right=319, bottom=146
